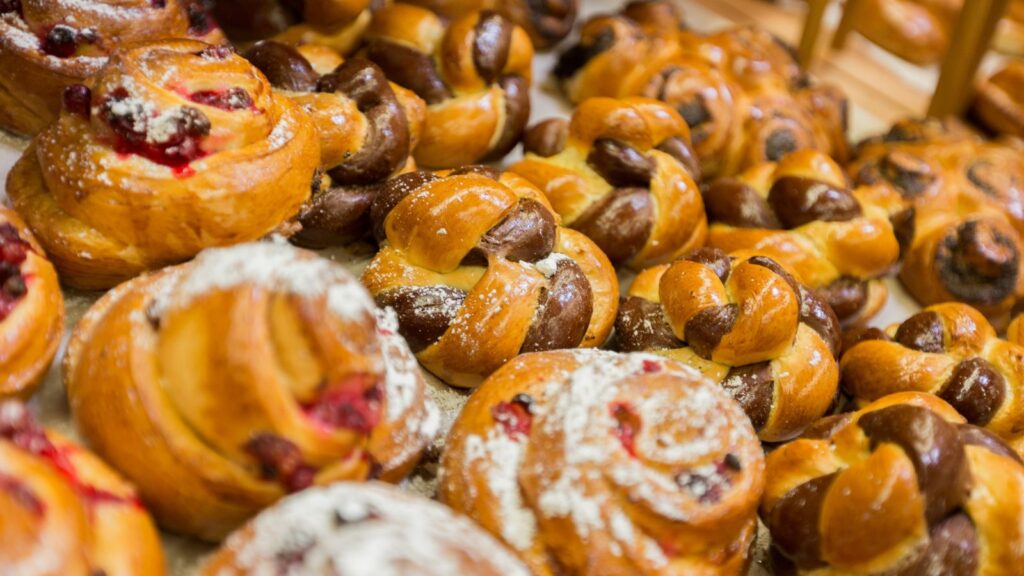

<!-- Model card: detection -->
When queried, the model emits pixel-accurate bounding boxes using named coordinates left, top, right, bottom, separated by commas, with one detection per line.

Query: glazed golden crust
left=64, top=243, right=439, bottom=541
left=0, top=401, right=164, bottom=576
left=440, top=349, right=765, bottom=576
left=763, top=392, right=1024, bottom=575
left=854, top=0, right=957, bottom=64
left=510, top=97, right=706, bottom=269
left=403, top=0, right=577, bottom=49
left=974, top=59, right=1024, bottom=138
left=6, top=39, right=319, bottom=290
left=212, top=0, right=373, bottom=53
left=0, top=0, right=223, bottom=136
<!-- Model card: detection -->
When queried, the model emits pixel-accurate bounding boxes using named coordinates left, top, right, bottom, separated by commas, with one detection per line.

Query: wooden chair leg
left=929, top=0, right=1010, bottom=116
left=832, top=0, right=866, bottom=50
left=798, top=0, right=830, bottom=67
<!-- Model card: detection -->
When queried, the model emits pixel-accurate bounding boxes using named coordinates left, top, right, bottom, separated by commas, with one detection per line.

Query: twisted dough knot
left=511, top=97, right=706, bottom=269
left=440, top=350, right=765, bottom=576
left=243, top=41, right=426, bottom=247
left=763, top=392, right=1024, bottom=575
left=704, top=150, right=900, bottom=326
left=617, top=248, right=840, bottom=441
left=403, top=0, right=578, bottom=49
left=842, top=303, right=1024, bottom=451
left=0, top=0, right=223, bottom=135
left=64, top=243, right=439, bottom=541
left=0, top=401, right=164, bottom=576
left=205, top=482, right=532, bottom=576
left=6, top=39, right=319, bottom=290
left=212, top=0, right=374, bottom=52
left=855, top=0, right=958, bottom=65
left=0, top=207, right=63, bottom=400
left=363, top=4, right=534, bottom=167
left=361, top=167, right=619, bottom=387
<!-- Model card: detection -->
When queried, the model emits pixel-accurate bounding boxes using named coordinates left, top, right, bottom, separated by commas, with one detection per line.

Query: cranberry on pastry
left=6, top=39, right=320, bottom=290
left=361, top=168, right=619, bottom=387
left=616, top=248, right=841, bottom=442
left=64, top=242, right=440, bottom=540
left=510, top=97, right=706, bottom=269
left=440, top=349, right=765, bottom=575
left=403, top=0, right=577, bottom=49
left=211, top=0, right=375, bottom=54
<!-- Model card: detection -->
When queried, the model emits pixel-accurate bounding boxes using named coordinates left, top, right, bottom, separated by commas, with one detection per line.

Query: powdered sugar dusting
left=462, top=431, right=537, bottom=551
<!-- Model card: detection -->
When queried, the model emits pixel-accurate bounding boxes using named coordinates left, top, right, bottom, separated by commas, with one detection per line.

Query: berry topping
left=302, top=374, right=382, bottom=434
left=42, top=25, right=77, bottom=58
left=492, top=393, right=534, bottom=438
left=197, top=44, right=234, bottom=60
left=101, top=88, right=211, bottom=170
left=186, top=2, right=217, bottom=36
left=642, top=359, right=662, bottom=373
left=675, top=456, right=741, bottom=504
left=610, top=401, right=641, bottom=457
left=0, top=223, right=29, bottom=322
left=62, top=84, right=92, bottom=119
left=0, top=473, right=44, bottom=516
left=244, top=433, right=316, bottom=492
left=189, top=87, right=254, bottom=111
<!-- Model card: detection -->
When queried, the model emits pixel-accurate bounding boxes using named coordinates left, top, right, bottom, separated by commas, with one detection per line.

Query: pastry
left=510, top=97, right=706, bottom=268
left=203, top=481, right=531, bottom=575
left=841, top=303, right=1024, bottom=453
left=362, top=167, right=619, bottom=387
left=0, top=0, right=223, bottom=136
left=0, top=400, right=164, bottom=575
left=243, top=41, right=426, bottom=247
left=403, top=0, right=577, bottom=49
left=440, top=349, right=765, bottom=575
left=363, top=4, right=533, bottom=167
left=853, top=0, right=958, bottom=65
left=851, top=118, right=1024, bottom=327
left=6, top=39, right=320, bottom=290
left=0, top=206, right=63, bottom=400
left=211, top=0, right=375, bottom=54
left=704, top=150, right=900, bottom=326
left=64, top=242, right=440, bottom=540
left=616, top=248, right=841, bottom=442
left=763, top=392, right=1024, bottom=575
left=973, top=59, right=1024, bottom=139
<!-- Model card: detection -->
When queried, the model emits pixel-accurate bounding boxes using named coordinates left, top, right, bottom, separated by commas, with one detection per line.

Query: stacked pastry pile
left=2, top=1, right=1024, bottom=575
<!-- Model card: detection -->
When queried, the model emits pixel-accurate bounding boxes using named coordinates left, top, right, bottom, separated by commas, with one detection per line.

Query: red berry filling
left=610, top=401, right=641, bottom=457
left=492, top=393, right=534, bottom=438
left=41, top=24, right=77, bottom=57
left=189, top=87, right=255, bottom=111
left=302, top=374, right=383, bottom=434
left=0, top=223, right=29, bottom=322
left=244, top=433, right=316, bottom=492
left=101, top=87, right=211, bottom=171
left=642, top=359, right=662, bottom=373
left=0, top=473, right=45, bottom=516
left=674, top=455, right=742, bottom=504
left=62, top=84, right=92, bottom=119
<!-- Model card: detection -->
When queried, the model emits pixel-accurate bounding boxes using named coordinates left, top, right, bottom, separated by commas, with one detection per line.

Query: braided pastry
left=204, top=481, right=532, bottom=575
left=0, top=401, right=164, bottom=575
left=362, top=167, right=619, bottom=387
left=763, top=392, right=1024, bottom=575
left=211, top=0, right=373, bottom=54
left=704, top=150, right=900, bottom=326
left=363, top=4, right=533, bottom=167
left=0, top=207, right=63, bottom=400
left=6, top=39, right=320, bottom=290
left=616, top=248, right=841, bottom=442
left=842, top=303, right=1024, bottom=453
left=851, top=118, right=1024, bottom=326
left=0, top=0, right=224, bottom=136
left=403, top=0, right=577, bottom=49
left=64, top=242, right=440, bottom=540
left=510, top=97, right=706, bottom=269
left=440, top=349, right=765, bottom=575
left=973, top=59, right=1024, bottom=139
left=243, top=41, right=426, bottom=247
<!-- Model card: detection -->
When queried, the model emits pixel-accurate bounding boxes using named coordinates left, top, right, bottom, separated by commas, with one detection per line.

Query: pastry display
left=363, top=4, right=533, bottom=168
left=403, top=0, right=578, bottom=49
left=362, top=167, right=618, bottom=387
left=203, top=481, right=532, bottom=575
left=842, top=303, right=1024, bottom=453
left=973, top=59, right=1024, bottom=138
left=553, top=1, right=849, bottom=179
left=243, top=41, right=426, bottom=247
left=0, top=400, right=164, bottom=575
left=704, top=150, right=900, bottom=326
left=6, top=39, right=320, bottom=290
left=440, top=349, right=765, bottom=575
left=510, top=97, right=706, bottom=268
left=211, top=0, right=375, bottom=54
left=64, top=242, right=440, bottom=540
left=0, top=206, right=63, bottom=400
left=616, top=248, right=841, bottom=442
left=0, top=0, right=224, bottom=136
left=851, top=117, right=1024, bottom=327
left=762, top=392, right=1024, bottom=575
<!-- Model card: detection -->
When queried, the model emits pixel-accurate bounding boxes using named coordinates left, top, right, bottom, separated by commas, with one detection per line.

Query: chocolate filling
left=572, top=187, right=653, bottom=264
left=369, top=171, right=440, bottom=242
left=935, top=220, right=1019, bottom=305
left=894, top=311, right=945, bottom=353
left=799, top=286, right=842, bottom=355
left=814, top=277, right=868, bottom=325
left=553, top=26, right=615, bottom=79
left=686, top=247, right=733, bottom=283
left=768, top=473, right=837, bottom=570
left=586, top=138, right=655, bottom=187
left=483, top=75, right=531, bottom=162
left=294, top=183, right=380, bottom=248
left=685, top=304, right=739, bottom=360
left=721, top=361, right=775, bottom=431
left=471, top=198, right=557, bottom=263
left=614, top=296, right=683, bottom=352
left=523, top=118, right=570, bottom=157
left=939, top=358, right=1006, bottom=427
left=520, top=259, right=593, bottom=352
left=472, top=11, right=513, bottom=83
left=703, top=179, right=782, bottom=229
left=243, top=41, right=318, bottom=92
left=376, top=285, right=467, bottom=352
left=766, top=176, right=862, bottom=229
left=363, top=40, right=451, bottom=105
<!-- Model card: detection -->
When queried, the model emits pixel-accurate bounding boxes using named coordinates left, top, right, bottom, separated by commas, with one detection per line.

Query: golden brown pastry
left=211, top=0, right=375, bottom=53
left=851, top=118, right=1024, bottom=327
left=204, top=481, right=532, bottom=575
left=64, top=242, right=440, bottom=541
left=440, top=349, right=765, bottom=575
left=996, top=0, right=1024, bottom=56
left=6, top=39, right=320, bottom=290
left=0, top=400, right=164, bottom=575
left=762, top=392, right=1024, bottom=575
left=0, top=206, right=63, bottom=400
left=973, top=59, right=1024, bottom=139
left=362, top=167, right=619, bottom=387
left=510, top=97, right=706, bottom=269
left=0, top=0, right=223, bottom=136
left=853, top=0, right=958, bottom=65
left=243, top=41, right=426, bottom=246
left=704, top=150, right=900, bottom=326
left=841, top=303, right=1024, bottom=453
left=363, top=4, right=533, bottom=167
left=616, top=248, right=841, bottom=442
left=403, top=0, right=577, bottom=49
